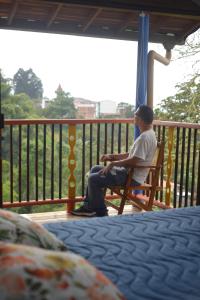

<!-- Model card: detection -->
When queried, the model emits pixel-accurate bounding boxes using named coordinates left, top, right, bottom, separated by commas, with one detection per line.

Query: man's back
left=129, top=128, right=157, bottom=184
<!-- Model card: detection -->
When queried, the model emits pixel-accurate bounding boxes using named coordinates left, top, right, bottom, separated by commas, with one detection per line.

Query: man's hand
left=99, top=162, right=114, bottom=175
left=100, top=154, right=113, bottom=162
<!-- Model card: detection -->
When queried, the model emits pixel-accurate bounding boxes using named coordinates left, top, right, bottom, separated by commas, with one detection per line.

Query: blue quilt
left=44, top=206, right=200, bottom=300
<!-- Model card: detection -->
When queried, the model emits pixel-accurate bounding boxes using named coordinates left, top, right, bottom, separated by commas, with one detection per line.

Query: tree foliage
left=155, top=74, right=200, bottom=123
left=175, top=30, right=200, bottom=68
left=13, top=68, right=43, bottom=99
left=0, top=71, right=12, bottom=99
left=44, top=85, right=76, bottom=119
left=1, top=73, right=38, bottom=119
left=155, top=29, right=200, bottom=123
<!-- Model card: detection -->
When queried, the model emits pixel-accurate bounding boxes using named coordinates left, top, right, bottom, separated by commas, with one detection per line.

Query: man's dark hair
left=136, top=105, right=154, bottom=124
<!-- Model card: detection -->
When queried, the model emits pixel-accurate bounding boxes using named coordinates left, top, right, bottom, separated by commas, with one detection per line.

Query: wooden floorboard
left=21, top=205, right=142, bottom=224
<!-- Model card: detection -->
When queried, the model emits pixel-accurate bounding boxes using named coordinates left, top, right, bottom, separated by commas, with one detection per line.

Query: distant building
left=74, top=98, right=97, bottom=119
left=99, top=100, right=117, bottom=115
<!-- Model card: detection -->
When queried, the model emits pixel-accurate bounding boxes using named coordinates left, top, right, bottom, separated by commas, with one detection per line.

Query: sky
left=0, top=28, right=196, bottom=107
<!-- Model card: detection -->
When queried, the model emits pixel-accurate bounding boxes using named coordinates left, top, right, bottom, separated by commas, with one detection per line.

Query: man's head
left=134, top=105, right=154, bottom=125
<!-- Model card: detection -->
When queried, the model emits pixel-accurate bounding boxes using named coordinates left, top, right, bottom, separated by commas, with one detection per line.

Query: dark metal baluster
left=153, top=124, right=157, bottom=136
left=162, top=125, right=166, bottom=144
left=173, top=127, right=180, bottom=208
left=110, top=123, right=115, bottom=195
left=10, top=125, right=13, bottom=203
left=179, top=128, right=186, bottom=207
left=82, top=124, right=86, bottom=197
left=43, top=125, right=46, bottom=200
left=104, top=123, right=107, bottom=166
left=18, top=125, right=22, bottom=202
left=185, top=128, right=191, bottom=207
left=35, top=124, right=38, bottom=201
left=111, top=123, right=114, bottom=154
left=51, top=124, right=54, bottom=200
left=89, top=124, right=93, bottom=169
left=26, top=125, right=30, bottom=201
left=157, top=125, right=161, bottom=141
left=59, top=124, right=62, bottom=199
left=118, top=123, right=121, bottom=153
left=197, top=146, right=200, bottom=205
left=96, top=123, right=100, bottom=164
left=125, top=123, right=129, bottom=152
left=191, top=129, right=197, bottom=206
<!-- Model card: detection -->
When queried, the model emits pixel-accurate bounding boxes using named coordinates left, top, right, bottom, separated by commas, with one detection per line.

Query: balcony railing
left=0, top=119, right=200, bottom=211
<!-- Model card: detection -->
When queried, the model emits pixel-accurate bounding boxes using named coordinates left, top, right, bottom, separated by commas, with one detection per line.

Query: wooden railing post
left=67, top=125, right=76, bottom=213
left=165, top=127, right=174, bottom=207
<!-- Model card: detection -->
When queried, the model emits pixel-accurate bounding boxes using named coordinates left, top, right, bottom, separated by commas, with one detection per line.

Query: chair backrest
left=152, top=142, right=163, bottom=166
left=129, top=141, right=164, bottom=210
left=126, top=141, right=164, bottom=188
left=149, top=141, right=164, bottom=184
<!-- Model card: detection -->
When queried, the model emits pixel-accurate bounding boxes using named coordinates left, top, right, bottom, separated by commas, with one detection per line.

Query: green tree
left=44, top=85, right=76, bottom=119
left=1, top=72, right=37, bottom=119
left=174, top=29, right=200, bottom=67
left=0, top=71, right=13, bottom=100
left=2, top=93, right=38, bottom=119
left=155, top=74, right=200, bottom=123
left=13, top=68, right=43, bottom=99
left=155, top=29, right=200, bottom=122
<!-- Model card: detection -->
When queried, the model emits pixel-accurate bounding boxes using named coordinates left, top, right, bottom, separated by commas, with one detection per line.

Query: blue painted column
left=135, top=13, right=149, bottom=139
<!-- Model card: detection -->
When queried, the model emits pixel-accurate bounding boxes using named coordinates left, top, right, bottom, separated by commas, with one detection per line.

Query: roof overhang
left=0, top=0, right=200, bottom=49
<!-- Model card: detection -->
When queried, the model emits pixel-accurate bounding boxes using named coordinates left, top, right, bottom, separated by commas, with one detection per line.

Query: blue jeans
left=84, top=165, right=140, bottom=215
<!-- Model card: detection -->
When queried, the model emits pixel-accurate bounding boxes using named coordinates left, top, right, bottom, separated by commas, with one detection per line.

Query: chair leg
left=118, top=194, right=127, bottom=215
left=147, top=189, right=156, bottom=210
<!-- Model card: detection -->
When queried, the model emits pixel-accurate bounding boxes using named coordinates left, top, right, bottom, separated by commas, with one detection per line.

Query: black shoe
left=71, top=205, right=96, bottom=217
left=96, top=210, right=109, bottom=217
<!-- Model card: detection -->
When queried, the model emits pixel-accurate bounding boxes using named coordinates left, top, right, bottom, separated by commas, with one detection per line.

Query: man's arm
left=99, top=155, right=144, bottom=175
left=100, top=153, right=129, bottom=162
left=112, top=156, right=143, bottom=168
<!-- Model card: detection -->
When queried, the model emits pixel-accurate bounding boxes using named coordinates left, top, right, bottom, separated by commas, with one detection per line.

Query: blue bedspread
left=44, top=206, right=200, bottom=300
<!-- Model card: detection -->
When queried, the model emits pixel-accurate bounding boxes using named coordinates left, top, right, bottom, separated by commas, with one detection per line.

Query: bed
left=44, top=206, right=200, bottom=300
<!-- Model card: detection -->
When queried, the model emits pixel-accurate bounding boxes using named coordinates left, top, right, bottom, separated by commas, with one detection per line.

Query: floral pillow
left=0, top=242, right=125, bottom=300
left=0, top=209, right=67, bottom=251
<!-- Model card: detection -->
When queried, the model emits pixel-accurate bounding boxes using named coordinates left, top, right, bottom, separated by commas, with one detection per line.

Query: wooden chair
left=105, top=142, right=167, bottom=214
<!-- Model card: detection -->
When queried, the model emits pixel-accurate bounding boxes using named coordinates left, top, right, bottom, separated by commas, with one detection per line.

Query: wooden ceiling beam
left=82, top=8, right=102, bottom=32
left=118, top=14, right=135, bottom=33
left=149, top=15, right=163, bottom=34
left=47, top=3, right=62, bottom=28
left=176, top=22, right=200, bottom=42
left=43, top=0, right=200, bottom=17
left=8, top=0, right=18, bottom=25
left=191, top=0, right=200, bottom=8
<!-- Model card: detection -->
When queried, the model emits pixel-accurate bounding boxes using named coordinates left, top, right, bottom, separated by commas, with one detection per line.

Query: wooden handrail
left=4, top=119, right=200, bottom=129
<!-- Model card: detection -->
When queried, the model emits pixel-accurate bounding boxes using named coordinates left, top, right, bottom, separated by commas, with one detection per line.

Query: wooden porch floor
left=21, top=205, right=142, bottom=224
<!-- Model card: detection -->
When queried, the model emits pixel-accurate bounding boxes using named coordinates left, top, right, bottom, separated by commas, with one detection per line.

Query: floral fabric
left=0, top=242, right=126, bottom=300
left=0, top=209, right=67, bottom=251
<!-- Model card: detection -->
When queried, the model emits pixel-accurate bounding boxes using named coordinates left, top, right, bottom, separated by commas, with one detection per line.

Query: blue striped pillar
left=135, top=13, right=149, bottom=139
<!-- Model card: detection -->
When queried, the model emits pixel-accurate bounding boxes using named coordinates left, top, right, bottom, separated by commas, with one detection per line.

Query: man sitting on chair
left=71, top=105, right=157, bottom=217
